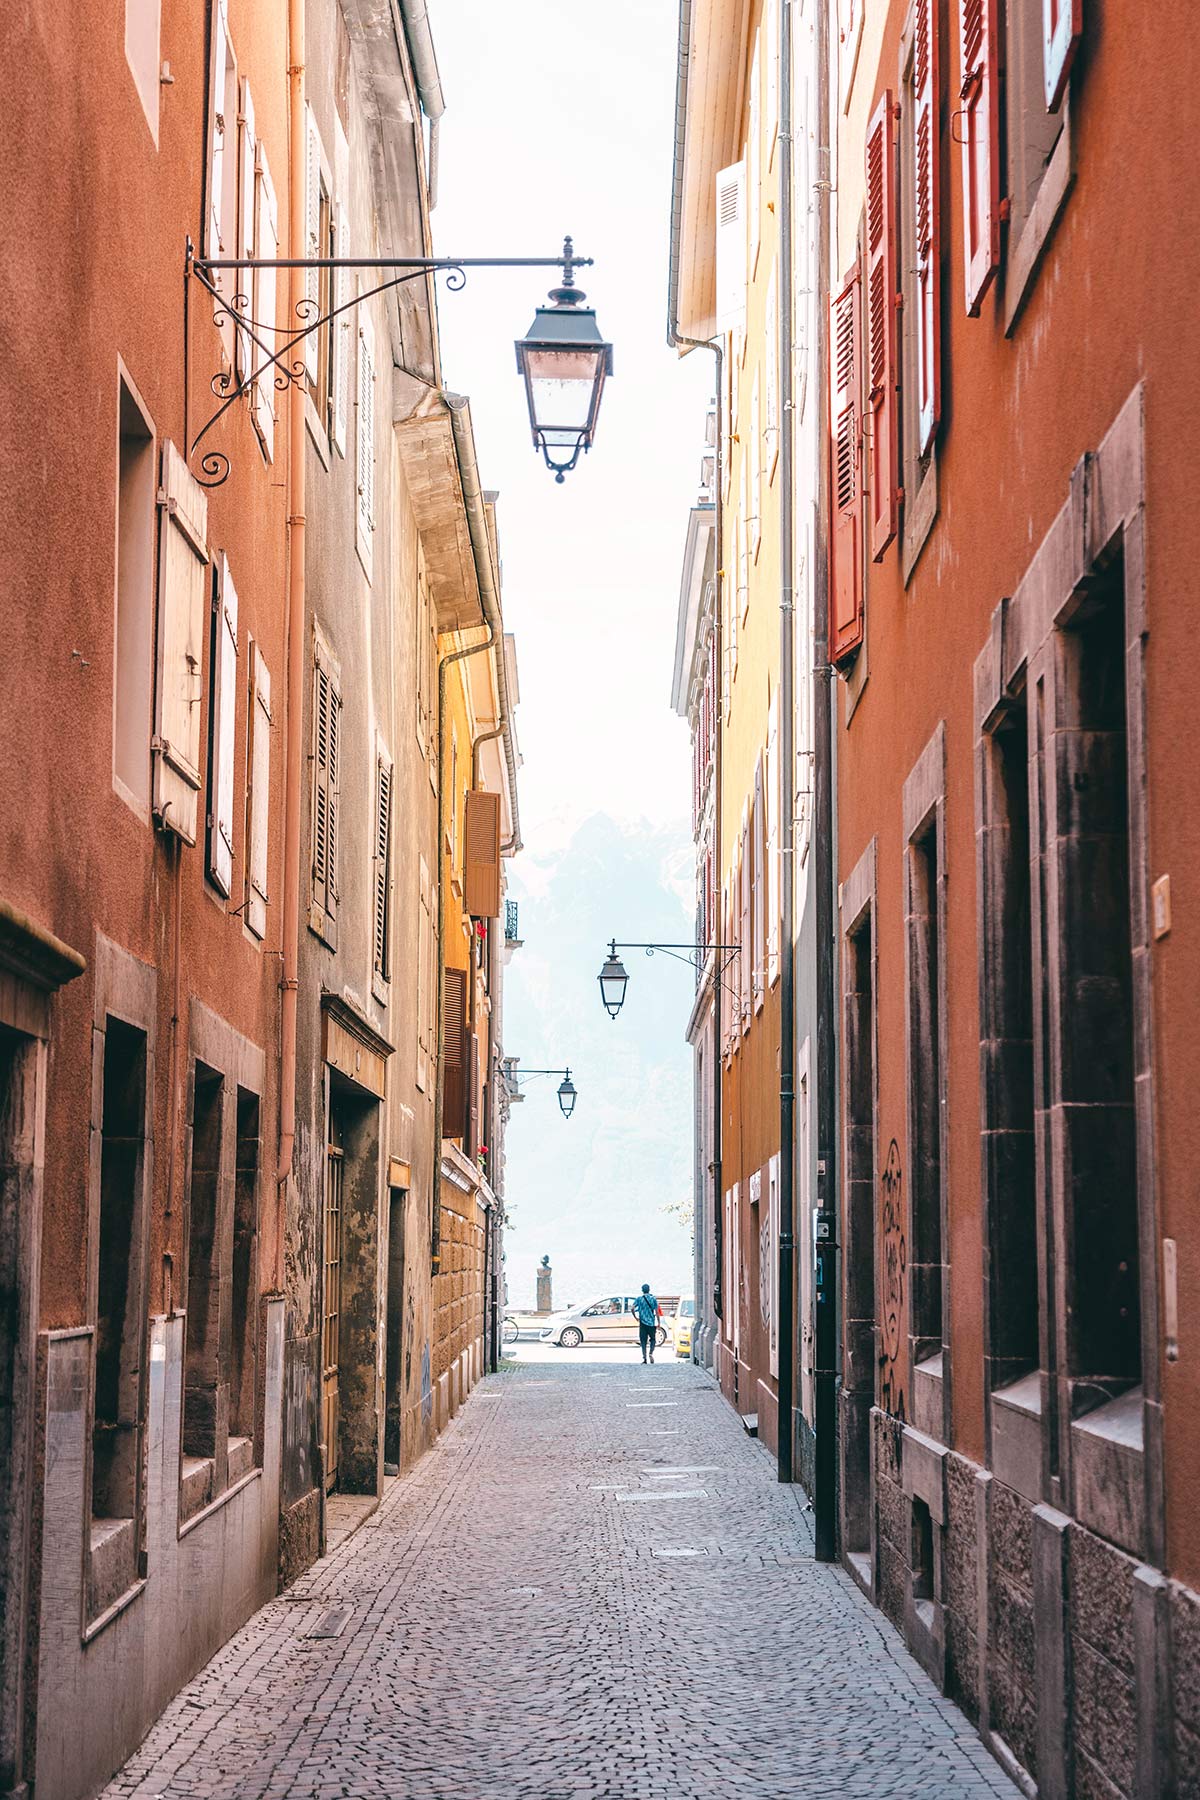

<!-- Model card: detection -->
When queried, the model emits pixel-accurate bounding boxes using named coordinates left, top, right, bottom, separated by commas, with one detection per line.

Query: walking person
left=633, top=1283, right=660, bottom=1364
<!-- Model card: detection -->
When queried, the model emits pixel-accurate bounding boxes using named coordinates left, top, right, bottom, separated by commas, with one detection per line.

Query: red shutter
left=829, top=264, right=864, bottom=666
left=1043, top=0, right=1081, bottom=111
left=866, top=92, right=899, bottom=561
left=958, top=0, right=1001, bottom=316
left=914, top=0, right=941, bottom=454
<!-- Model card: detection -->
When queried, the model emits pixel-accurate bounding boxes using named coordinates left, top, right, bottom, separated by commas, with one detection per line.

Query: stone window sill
left=1071, top=1384, right=1144, bottom=1557
left=87, top=1514, right=138, bottom=1630
left=1004, top=99, right=1075, bottom=337
left=991, top=1370, right=1042, bottom=1504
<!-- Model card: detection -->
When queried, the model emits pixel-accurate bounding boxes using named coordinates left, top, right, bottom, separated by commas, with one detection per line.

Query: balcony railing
left=505, top=900, right=520, bottom=943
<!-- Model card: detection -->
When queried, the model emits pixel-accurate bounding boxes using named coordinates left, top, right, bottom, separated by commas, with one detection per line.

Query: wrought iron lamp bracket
left=613, top=941, right=742, bottom=1003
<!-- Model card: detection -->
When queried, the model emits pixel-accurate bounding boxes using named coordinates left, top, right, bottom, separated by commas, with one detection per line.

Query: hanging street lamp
left=515, top=237, right=614, bottom=483
left=556, top=1071, right=578, bottom=1119
left=503, top=1061, right=579, bottom=1119
left=598, top=939, right=741, bottom=1019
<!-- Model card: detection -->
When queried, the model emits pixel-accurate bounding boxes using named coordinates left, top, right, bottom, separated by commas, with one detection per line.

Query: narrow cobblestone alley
left=102, top=1352, right=1013, bottom=1800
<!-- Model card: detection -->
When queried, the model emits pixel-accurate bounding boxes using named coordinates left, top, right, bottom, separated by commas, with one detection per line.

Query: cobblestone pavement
left=103, top=1348, right=1015, bottom=1800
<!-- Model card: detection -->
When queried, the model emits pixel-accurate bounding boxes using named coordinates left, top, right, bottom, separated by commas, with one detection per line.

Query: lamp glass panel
left=525, top=348, right=603, bottom=439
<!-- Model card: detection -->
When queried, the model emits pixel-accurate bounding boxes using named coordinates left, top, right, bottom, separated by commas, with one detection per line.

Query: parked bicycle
left=501, top=1315, right=519, bottom=1345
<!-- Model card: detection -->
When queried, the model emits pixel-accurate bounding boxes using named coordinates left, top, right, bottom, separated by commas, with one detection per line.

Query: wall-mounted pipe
left=397, top=0, right=445, bottom=209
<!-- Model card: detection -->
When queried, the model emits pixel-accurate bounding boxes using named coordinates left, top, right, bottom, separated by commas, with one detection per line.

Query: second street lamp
left=598, top=939, right=740, bottom=1019
left=503, top=1062, right=579, bottom=1119
left=598, top=943, right=630, bottom=1019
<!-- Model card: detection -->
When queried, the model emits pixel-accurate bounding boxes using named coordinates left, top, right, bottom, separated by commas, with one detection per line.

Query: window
left=865, top=92, right=898, bottom=562
left=767, top=694, right=780, bottom=984
left=765, top=262, right=779, bottom=483
left=415, top=553, right=436, bottom=761
left=843, top=901, right=876, bottom=1551
left=230, top=1089, right=259, bottom=1450
left=715, top=162, right=746, bottom=339
left=183, top=1065, right=223, bottom=1472
left=310, top=636, right=342, bottom=944
left=748, top=34, right=761, bottom=278
left=906, top=816, right=945, bottom=1374
left=125, top=0, right=160, bottom=142
left=244, top=641, right=271, bottom=939
left=332, top=204, right=351, bottom=456
left=765, top=0, right=779, bottom=164
left=829, top=265, right=864, bottom=665
left=304, top=107, right=335, bottom=432
left=1002, top=0, right=1075, bottom=330
left=206, top=0, right=238, bottom=361
left=252, top=145, right=280, bottom=458
left=752, top=756, right=765, bottom=1011
left=898, top=6, right=940, bottom=576
left=206, top=555, right=239, bottom=897
left=417, top=858, right=433, bottom=1093
left=750, top=371, right=762, bottom=559
left=739, top=810, right=751, bottom=1034
left=464, top=790, right=502, bottom=921
left=373, top=748, right=393, bottom=994
left=356, top=309, right=376, bottom=576
left=114, top=375, right=155, bottom=812
left=93, top=1018, right=149, bottom=1536
left=153, top=443, right=210, bottom=844
left=957, top=0, right=1001, bottom=315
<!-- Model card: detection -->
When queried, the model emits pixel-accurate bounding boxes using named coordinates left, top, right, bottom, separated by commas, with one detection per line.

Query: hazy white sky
left=431, top=1, right=712, bottom=1308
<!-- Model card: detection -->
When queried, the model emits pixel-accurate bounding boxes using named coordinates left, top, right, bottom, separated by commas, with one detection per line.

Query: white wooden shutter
left=246, top=642, right=271, bottom=939
left=207, top=554, right=239, bottom=896
left=748, top=37, right=762, bottom=279
left=751, top=371, right=762, bottom=557
left=739, top=811, right=751, bottom=1030
left=373, top=751, right=393, bottom=983
left=715, top=161, right=746, bottom=336
left=332, top=203, right=350, bottom=455
left=753, top=758, right=764, bottom=1008
left=767, top=691, right=780, bottom=983
left=207, top=0, right=231, bottom=259
left=1043, top=0, right=1081, bottom=111
left=235, top=78, right=256, bottom=385
left=304, top=106, right=322, bottom=384
left=739, top=456, right=749, bottom=616
left=251, top=145, right=278, bottom=460
left=356, top=312, right=376, bottom=575
left=153, top=443, right=209, bottom=844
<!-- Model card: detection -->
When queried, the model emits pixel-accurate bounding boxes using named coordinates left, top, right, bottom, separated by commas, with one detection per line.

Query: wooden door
left=322, top=1111, right=344, bottom=1492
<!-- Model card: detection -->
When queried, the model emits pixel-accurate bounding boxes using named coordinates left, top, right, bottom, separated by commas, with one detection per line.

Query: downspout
left=397, top=0, right=445, bottom=210
left=812, top=0, right=839, bottom=1562
left=777, top=0, right=796, bottom=1485
left=668, top=0, right=724, bottom=1345
left=276, top=0, right=306, bottom=1260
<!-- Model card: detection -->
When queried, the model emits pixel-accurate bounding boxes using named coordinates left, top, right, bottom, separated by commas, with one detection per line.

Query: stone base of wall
left=279, top=1488, right=320, bottom=1589
left=852, top=1408, right=1193, bottom=1799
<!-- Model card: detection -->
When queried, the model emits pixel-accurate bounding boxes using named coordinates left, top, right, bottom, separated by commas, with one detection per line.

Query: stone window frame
left=178, top=999, right=265, bottom=1533
left=973, top=383, right=1161, bottom=1566
left=902, top=722, right=952, bottom=1449
left=85, top=932, right=158, bottom=1627
left=839, top=837, right=878, bottom=1592
left=1001, top=0, right=1075, bottom=339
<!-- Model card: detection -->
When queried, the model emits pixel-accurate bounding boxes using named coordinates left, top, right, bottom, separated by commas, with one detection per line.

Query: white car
left=540, top=1294, right=669, bottom=1349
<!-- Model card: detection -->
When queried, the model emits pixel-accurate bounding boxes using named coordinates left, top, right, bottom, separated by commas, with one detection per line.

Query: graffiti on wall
left=879, top=1138, right=906, bottom=1421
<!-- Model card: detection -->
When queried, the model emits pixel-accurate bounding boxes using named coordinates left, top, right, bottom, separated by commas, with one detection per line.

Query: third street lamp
left=597, top=939, right=740, bottom=1019
left=502, top=1061, right=579, bottom=1119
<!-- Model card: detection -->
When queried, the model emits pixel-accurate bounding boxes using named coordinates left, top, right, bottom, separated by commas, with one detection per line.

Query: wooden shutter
left=466, top=1031, right=480, bottom=1159
left=356, top=312, right=375, bottom=574
left=753, top=757, right=765, bottom=1010
left=464, top=789, right=502, bottom=919
left=829, top=266, right=864, bottom=665
left=373, top=752, right=393, bottom=982
left=207, top=0, right=231, bottom=259
left=311, top=655, right=340, bottom=924
left=304, top=107, right=321, bottom=384
left=751, top=372, right=762, bottom=557
left=207, top=554, right=239, bottom=896
left=767, top=693, right=779, bottom=982
left=748, top=37, right=762, bottom=280
left=914, top=0, right=941, bottom=455
left=739, top=812, right=751, bottom=1031
left=332, top=202, right=350, bottom=455
left=715, top=162, right=746, bottom=337
left=866, top=92, right=899, bottom=562
left=958, top=0, right=1000, bottom=316
left=245, top=642, right=271, bottom=939
left=443, top=966, right=469, bottom=1139
left=252, top=144, right=278, bottom=460
left=153, top=442, right=209, bottom=843
left=235, top=79, right=256, bottom=385
left=417, top=858, right=431, bottom=1091
left=1043, top=0, right=1081, bottom=111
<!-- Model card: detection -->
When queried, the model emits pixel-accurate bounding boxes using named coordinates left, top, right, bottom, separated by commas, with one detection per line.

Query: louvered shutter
left=715, top=162, right=746, bottom=337
left=829, top=266, right=864, bottom=666
left=207, top=0, right=230, bottom=259
left=466, top=1032, right=480, bottom=1159
left=748, top=38, right=762, bottom=280
left=236, top=79, right=256, bottom=385
left=304, top=107, right=321, bottom=384
left=356, top=312, right=375, bottom=574
left=311, top=657, right=340, bottom=923
left=1043, top=0, right=1081, bottom=111
left=753, top=758, right=764, bottom=1009
left=332, top=203, right=350, bottom=455
left=914, top=0, right=941, bottom=454
left=246, top=642, right=271, bottom=939
left=866, top=92, right=899, bottom=561
left=207, top=555, right=239, bottom=896
left=443, top=967, right=469, bottom=1139
left=153, top=442, right=209, bottom=844
left=252, top=144, right=278, bottom=459
left=958, top=0, right=1000, bottom=316
left=464, top=789, right=502, bottom=919
left=373, top=753, right=393, bottom=982
left=767, top=693, right=779, bottom=983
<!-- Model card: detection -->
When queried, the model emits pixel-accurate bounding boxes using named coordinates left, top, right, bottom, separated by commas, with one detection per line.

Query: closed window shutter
left=207, top=554, right=239, bottom=896
left=311, top=657, right=340, bottom=922
left=715, top=162, right=746, bottom=337
left=153, top=442, right=210, bottom=844
left=443, top=966, right=468, bottom=1139
left=332, top=203, right=350, bottom=455
left=235, top=79, right=256, bottom=385
left=829, top=265, right=864, bottom=666
left=866, top=92, right=899, bottom=561
left=739, top=457, right=749, bottom=618
left=206, top=0, right=231, bottom=259
left=748, top=38, right=761, bottom=279
left=464, top=789, right=502, bottom=919
left=466, top=1031, right=480, bottom=1160
left=252, top=144, right=278, bottom=459
left=740, top=814, right=751, bottom=1031
left=245, top=642, right=271, bottom=939
left=417, top=859, right=431, bottom=1091
left=356, top=313, right=375, bottom=573
left=751, top=372, right=762, bottom=557
left=373, top=753, right=392, bottom=981
left=914, top=0, right=941, bottom=454
left=958, top=0, right=1001, bottom=315
left=1043, top=0, right=1081, bottom=110
left=767, top=693, right=779, bottom=983
left=753, top=757, right=764, bottom=1009
left=304, top=107, right=322, bottom=384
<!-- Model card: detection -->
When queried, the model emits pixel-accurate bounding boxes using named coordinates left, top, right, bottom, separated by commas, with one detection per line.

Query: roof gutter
left=397, top=0, right=445, bottom=208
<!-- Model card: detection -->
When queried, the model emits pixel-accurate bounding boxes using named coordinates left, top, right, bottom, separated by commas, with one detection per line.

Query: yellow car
left=672, top=1297, right=695, bottom=1358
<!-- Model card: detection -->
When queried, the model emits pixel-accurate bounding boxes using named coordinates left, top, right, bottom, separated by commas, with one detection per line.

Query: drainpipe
left=397, top=0, right=445, bottom=210
left=431, top=393, right=519, bottom=1271
left=776, top=0, right=796, bottom=1485
left=812, top=0, right=839, bottom=1562
left=275, top=0, right=306, bottom=1258
left=668, top=0, right=725, bottom=1356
